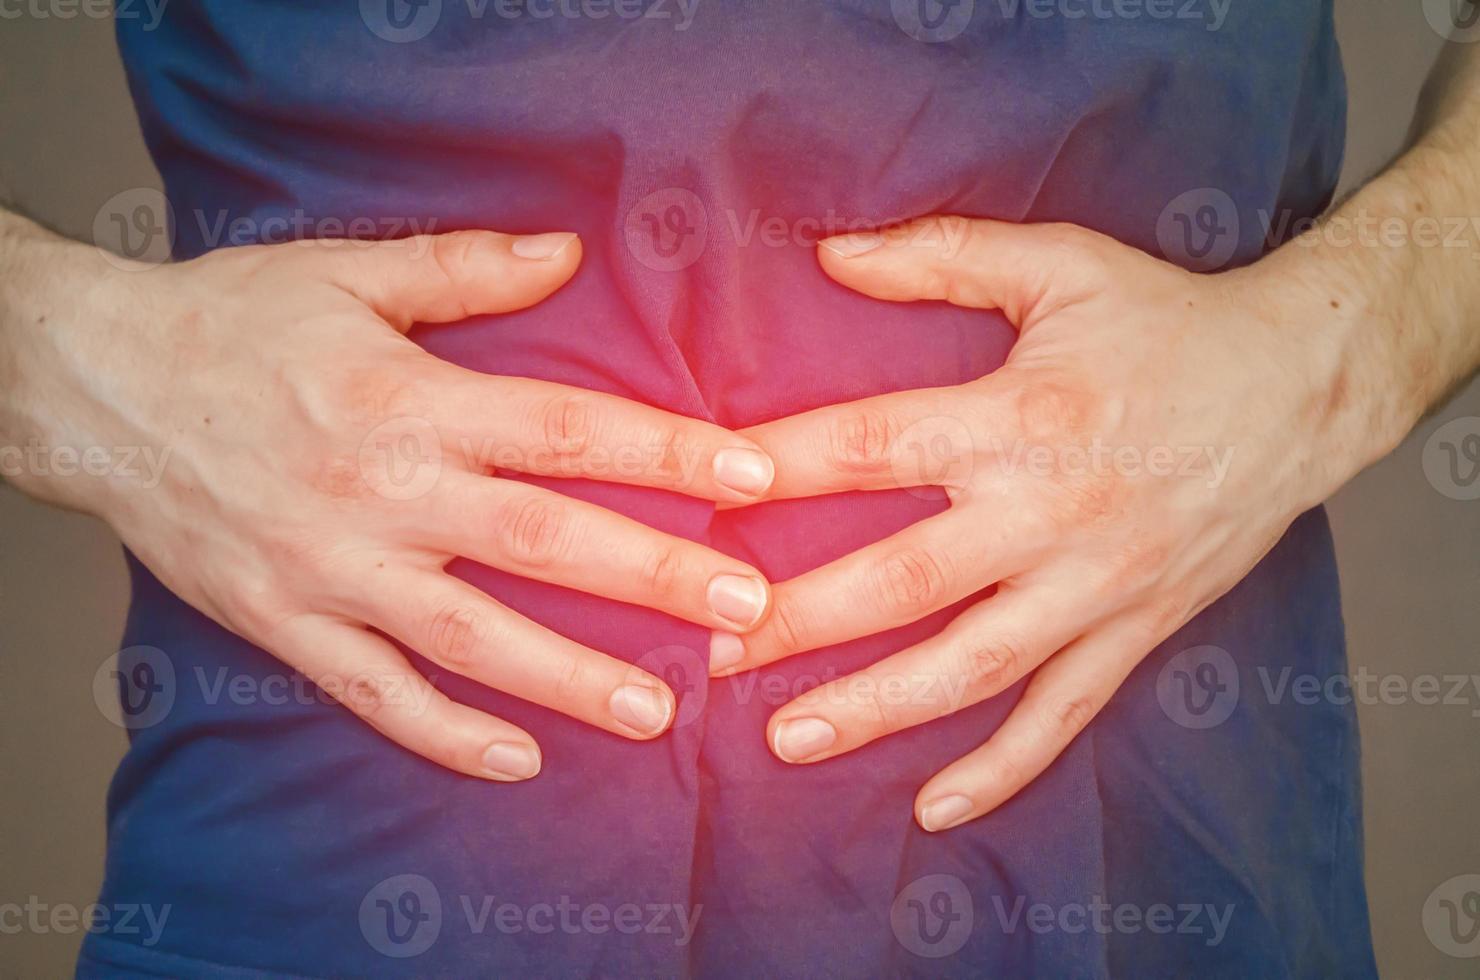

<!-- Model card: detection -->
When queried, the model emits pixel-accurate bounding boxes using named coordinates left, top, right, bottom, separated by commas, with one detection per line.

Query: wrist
left=0, top=217, right=144, bottom=513
left=1237, top=240, right=1424, bottom=510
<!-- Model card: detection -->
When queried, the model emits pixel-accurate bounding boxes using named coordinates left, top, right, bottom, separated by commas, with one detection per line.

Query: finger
left=913, top=613, right=1153, bottom=832
left=816, top=215, right=1108, bottom=327
left=426, top=370, right=776, bottom=502
left=709, top=506, right=1037, bottom=676
left=424, top=473, right=770, bottom=632
left=326, top=229, right=583, bottom=330
left=358, top=569, right=677, bottom=740
left=763, top=583, right=1091, bottom=764
left=736, top=387, right=978, bottom=501
left=270, top=614, right=543, bottom=781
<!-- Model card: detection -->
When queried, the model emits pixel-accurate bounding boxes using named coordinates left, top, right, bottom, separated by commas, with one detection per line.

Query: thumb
left=328, top=229, right=581, bottom=331
left=817, top=216, right=1102, bottom=328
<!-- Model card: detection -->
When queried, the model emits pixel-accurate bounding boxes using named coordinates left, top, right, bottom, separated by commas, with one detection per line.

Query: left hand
left=712, top=215, right=1363, bottom=832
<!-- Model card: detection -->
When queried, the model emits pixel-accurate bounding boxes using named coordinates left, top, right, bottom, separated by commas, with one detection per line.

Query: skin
left=717, top=38, right=1480, bottom=830
left=0, top=226, right=779, bottom=780
left=1, top=26, right=1478, bottom=827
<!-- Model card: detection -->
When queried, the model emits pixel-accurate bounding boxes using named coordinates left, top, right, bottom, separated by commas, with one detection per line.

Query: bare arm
left=1259, top=32, right=1480, bottom=467
left=0, top=209, right=777, bottom=777
left=715, top=30, right=1480, bottom=831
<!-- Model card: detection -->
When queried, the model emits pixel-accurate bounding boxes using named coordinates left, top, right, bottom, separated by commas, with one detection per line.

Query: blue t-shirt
left=84, top=1, right=1373, bottom=976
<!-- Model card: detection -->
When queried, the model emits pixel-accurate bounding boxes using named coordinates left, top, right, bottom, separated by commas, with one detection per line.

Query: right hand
left=0, top=223, right=776, bottom=780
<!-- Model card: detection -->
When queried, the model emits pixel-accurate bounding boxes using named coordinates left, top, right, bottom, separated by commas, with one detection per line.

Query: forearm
left=0, top=208, right=142, bottom=511
left=1256, top=38, right=1480, bottom=491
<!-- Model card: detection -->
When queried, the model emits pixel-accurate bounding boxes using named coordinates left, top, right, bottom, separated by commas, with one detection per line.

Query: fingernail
left=919, top=794, right=975, bottom=832
left=511, top=232, right=577, bottom=261
left=609, top=684, right=673, bottom=737
left=709, top=631, right=745, bottom=674
left=712, top=447, right=774, bottom=497
left=772, top=717, right=837, bottom=763
left=820, top=232, right=883, bottom=258
left=707, top=574, right=768, bottom=629
left=481, top=742, right=542, bottom=781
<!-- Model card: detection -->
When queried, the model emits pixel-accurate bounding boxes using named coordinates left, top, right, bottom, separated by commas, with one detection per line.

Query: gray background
left=0, top=3, right=1476, bottom=976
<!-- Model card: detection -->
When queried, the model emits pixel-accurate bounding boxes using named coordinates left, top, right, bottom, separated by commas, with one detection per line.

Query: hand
left=712, top=215, right=1365, bottom=831
left=0, top=223, right=776, bottom=780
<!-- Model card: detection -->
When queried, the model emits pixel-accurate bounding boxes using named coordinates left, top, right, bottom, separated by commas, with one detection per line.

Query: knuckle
left=429, top=232, right=480, bottom=286
left=427, top=602, right=482, bottom=670
left=1042, top=695, right=1097, bottom=738
left=494, top=494, right=570, bottom=568
left=335, top=364, right=426, bottom=428
left=1037, top=223, right=1114, bottom=294
left=998, top=499, right=1058, bottom=549
left=767, top=592, right=814, bottom=654
left=908, top=214, right=974, bottom=254
left=1011, top=377, right=1095, bottom=438
left=854, top=677, right=901, bottom=733
left=874, top=546, right=950, bottom=615
left=339, top=673, right=391, bottom=720
left=829, top=408, right=899, bottom=473
left=983, top=754, right=1029, bottom=795
left=933, top=214, right=975, bottom=239
left=226, top=588, right=294, bottom=643
left=1145, top=593, right=1190, bottom=637
left=310, top=453, right=375, bottom=502
left=639, top=545, right=686, bottom=598
left=647, top=424, right=689, bottom=485
left=1038, top=221, right=1094, bottom=252
left=550, top=656, right=591, bottom=707
left=954, top=633, right=1027, bottom=694
left=538, top=394, right=598, bottom=458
